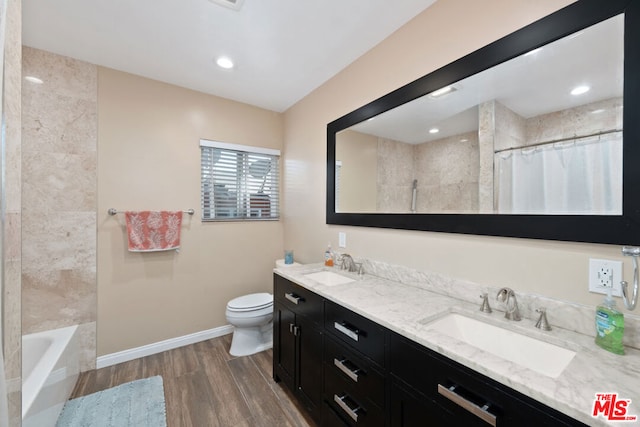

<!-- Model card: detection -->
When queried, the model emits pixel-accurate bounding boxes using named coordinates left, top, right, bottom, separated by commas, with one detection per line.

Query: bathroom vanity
left=273, top=265, right=640, bottom=426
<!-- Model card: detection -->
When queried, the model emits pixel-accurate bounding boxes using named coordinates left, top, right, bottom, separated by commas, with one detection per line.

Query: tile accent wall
left=21, top=47, right=97, bottom=371
left=3, top=0, right=22, bottom=424
left=376, top=131, right=480, bottom=213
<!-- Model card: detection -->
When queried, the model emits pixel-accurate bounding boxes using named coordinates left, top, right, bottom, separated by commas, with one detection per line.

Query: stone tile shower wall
left=3, top=0, right=22, bottom=424
left=376, top=132, right=479, bottom=213
left=21, top=47, right=97, bottom=371
left=376, top=138, right=415, bottom=212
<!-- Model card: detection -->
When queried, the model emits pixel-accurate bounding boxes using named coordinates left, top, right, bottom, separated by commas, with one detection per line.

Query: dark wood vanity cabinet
left=273, top=274, right=587, bottom=427
left=273, top=274, right=324, bottom=423
left=323, top=301, right=386, bottom=426
left=388, top=333, right=588, bottom=427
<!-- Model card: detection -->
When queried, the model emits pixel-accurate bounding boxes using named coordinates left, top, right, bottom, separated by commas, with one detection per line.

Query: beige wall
left=335, top=130, right=377, bottom=212
left=281, top=0, right=638, bottom=310
left=97, top=68, right=284, bottom=355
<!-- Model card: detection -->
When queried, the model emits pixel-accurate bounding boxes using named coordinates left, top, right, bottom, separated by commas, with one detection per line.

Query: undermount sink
left=424, top=313, right=576, bottom=378
left=304, top=271, right=355, bottom=286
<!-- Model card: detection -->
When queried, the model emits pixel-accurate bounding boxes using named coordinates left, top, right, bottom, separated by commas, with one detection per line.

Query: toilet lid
left=227, top=293, right=273, bottom=311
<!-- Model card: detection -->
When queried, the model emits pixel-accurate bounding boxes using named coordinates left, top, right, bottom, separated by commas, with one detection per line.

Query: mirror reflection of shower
left=411, top=179, right=417, bottom=213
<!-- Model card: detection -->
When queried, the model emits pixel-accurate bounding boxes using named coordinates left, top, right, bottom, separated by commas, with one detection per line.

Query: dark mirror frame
left=327, top=0, right=640, bottom=245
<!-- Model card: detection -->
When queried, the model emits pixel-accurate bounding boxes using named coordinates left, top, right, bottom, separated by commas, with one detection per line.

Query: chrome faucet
left=339, top=254, right=358, bottom=272
left=496, top=287, right=522, bottom=321
left=535, top=307, right=552, bottom=331
left=479, top=292, right=492, bottom=313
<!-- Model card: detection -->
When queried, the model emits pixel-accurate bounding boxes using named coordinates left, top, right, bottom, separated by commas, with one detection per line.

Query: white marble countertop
left=274, top=264, right=640, bottom=427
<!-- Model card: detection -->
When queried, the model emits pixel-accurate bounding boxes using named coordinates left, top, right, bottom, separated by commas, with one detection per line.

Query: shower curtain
left=495, top=132, right=622, bottom=215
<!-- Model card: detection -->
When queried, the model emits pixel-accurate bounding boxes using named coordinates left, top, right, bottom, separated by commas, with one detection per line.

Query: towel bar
left=108, top=208, right=195, bottom=216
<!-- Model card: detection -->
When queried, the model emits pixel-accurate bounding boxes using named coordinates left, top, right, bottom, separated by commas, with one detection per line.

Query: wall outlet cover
left=589, top=258, right=622, bottom=296
left=338, top=232, right=346, bottom=248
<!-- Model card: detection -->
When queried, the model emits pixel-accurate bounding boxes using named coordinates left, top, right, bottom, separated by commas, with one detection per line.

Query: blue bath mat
left=56, top=376, right=166, bottom=427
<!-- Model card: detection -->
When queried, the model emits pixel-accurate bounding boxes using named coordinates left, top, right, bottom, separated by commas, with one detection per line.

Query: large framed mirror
left=327, top=0, right=640, bottom=245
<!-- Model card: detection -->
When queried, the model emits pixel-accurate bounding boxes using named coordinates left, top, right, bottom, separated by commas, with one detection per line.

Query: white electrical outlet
left=589, top=258, right=622, bottom=296
left=338, top=232, right=347, bottom=248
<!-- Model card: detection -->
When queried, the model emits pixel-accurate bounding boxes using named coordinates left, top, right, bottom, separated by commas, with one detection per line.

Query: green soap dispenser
left=595, top=287, right=625, bottom=355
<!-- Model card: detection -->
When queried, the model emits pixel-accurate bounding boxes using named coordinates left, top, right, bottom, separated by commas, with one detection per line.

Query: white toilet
left=225, top=292, right=274, bottom=356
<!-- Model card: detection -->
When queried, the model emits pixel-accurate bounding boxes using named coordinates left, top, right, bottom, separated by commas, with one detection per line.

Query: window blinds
left=200, top=140, right=280, bottom=221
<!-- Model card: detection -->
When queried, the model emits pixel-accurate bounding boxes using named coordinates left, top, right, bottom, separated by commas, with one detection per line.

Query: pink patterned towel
left=125, top=211, right=183, bottom=252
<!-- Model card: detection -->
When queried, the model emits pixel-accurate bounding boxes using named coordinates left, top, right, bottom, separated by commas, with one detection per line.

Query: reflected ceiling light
left=25, top=76, right=43, bottom=84
left=570, top=85, right=590, bottom=95
left=591, top=108, right=605, bottom=114
left=429, top=128, right=440, bottom=134
left=524, top=47, right=542, bottom=56
left=216, top=56, right=234, bottom=69
left=208, top=0, right=245, bottom=11
left=460, top=138, right=469, bottom=142
left=428, top=86, right=456, bottom=98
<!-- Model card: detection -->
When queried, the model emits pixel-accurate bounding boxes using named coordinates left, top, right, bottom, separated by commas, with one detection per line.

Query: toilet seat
left=227, top=292, right=273, bottom=312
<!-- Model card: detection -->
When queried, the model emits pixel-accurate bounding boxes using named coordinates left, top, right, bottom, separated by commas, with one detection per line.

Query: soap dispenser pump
left=595, top=287, right=625, bottom=355
left=324, top=243, right=334, bottom=267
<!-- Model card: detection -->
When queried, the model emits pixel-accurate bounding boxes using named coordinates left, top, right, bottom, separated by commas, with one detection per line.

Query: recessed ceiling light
left=216, top=56, right=234, bottom=69
left=428, top=86, right=456, bottom=98
left=25, top=76, right=43, bottom=84
left=429, top=128, right=440, bottom=134
left=571, top=85, right=590, bottom=96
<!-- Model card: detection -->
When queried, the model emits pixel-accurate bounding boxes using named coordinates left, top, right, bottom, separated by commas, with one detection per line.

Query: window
left=200, top=139, right=280, bottom=221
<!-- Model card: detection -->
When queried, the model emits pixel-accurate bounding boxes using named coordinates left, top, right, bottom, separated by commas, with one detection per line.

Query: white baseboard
left=96, top=324, right=234, bottom=369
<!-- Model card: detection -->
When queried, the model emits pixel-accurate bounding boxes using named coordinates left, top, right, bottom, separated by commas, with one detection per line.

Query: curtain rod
left=494, top=128, right=622, bottom=154
left=108, top=208, right=195, bottom=216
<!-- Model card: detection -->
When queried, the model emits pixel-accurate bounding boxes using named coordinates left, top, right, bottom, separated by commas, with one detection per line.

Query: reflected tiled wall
left=21, top=47, right=97, bottom=371
left=376, top=138, right=414, bottom=212
left=415, top=132, right=479, bottom=213
left=377, top=133, right=479, bottom=213
left=526, top=97, right=622, bottom=144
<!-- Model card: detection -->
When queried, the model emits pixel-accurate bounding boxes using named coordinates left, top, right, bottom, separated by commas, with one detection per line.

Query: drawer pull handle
left=285, top=292, right=303, bottom=304
left=334, top=394, right=360, bottom=422
left=437, top=384, right=497, bottom=427
left=288, top=323, right=300, bottom=336
left=334, top=322, right=359, bottom=341
left=333, top=358, right=360, bottom=382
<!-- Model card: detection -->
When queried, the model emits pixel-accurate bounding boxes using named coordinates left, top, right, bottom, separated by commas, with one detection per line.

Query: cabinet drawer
left=324, top=366, right=384, bottom=427
left=389, top=333, right=587, bottom=426
left=325, top=300, right=385, bottom=366
left=324, top=335, right=385, bottom=408
left=274, top=274, right=323, bottom=322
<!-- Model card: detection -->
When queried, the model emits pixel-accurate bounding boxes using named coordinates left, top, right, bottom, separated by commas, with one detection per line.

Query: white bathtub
left=22, top=325, right=79, bottom=427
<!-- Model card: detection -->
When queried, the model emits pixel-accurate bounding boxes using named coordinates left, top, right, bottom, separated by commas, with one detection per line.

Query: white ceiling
left=351, top=14, right=624, bottom=144
left=22, top=0, right=437, bottom=112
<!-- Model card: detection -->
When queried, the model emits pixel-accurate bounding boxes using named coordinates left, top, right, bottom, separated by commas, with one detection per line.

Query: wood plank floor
left=71, top=334, right=317, bottom=427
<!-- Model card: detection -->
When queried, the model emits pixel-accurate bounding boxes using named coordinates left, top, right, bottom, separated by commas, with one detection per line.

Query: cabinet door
left=273, top=303, right=296, bottom=391
left=297, top=314, right=324, bottom=418
left=390, top=379, right=457, bottom=427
